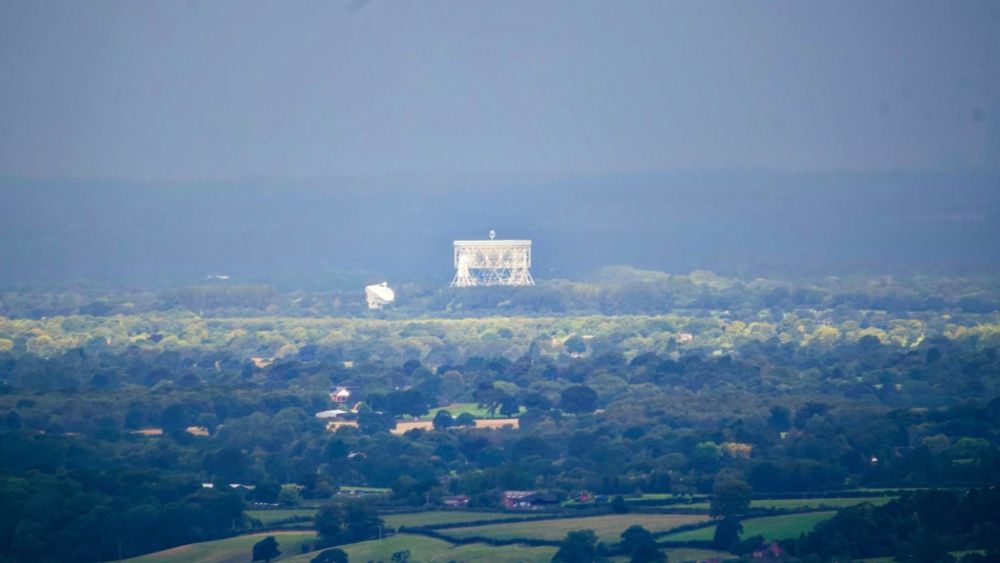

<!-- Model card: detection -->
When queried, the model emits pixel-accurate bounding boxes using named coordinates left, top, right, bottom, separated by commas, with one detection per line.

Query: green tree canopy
left=252, top=536, right=281, bottom=562
left=560, top=385, right=598, bottom=414
left=620, top=525, right=665, bottom=563
left=710, top=479, right=752, bottom=518
left=552, top=529, right=603, bottom=563
left=311, top=548, right=348, bottom=563
left=712, top=517, right=743, bottom=550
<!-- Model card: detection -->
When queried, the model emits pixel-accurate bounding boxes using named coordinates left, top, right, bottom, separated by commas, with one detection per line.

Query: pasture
left=664, top=547, right=736, bottom=562
left=246, top=509, right=316, bottom=525
left=425, top=402, right=495, bottom=419
left=392, top=418, right=519, bottom=434
left=125, top=531, right=317, bottom=563
left=444, top=513, right=708, bottom=542
left=247, top=508, right=536, bottom=530
left=681, top=496, right=894, bottom=511
left=280, top=533, right=556, bottom=563
left=661, top=511, right=836, bottom=542
left=384, top=510, right=534, bottom=529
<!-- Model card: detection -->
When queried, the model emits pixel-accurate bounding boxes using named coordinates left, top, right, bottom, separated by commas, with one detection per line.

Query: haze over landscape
left=2, top=1, right=1000, bottom=286
left=1, top=3, right=1000, bottom=563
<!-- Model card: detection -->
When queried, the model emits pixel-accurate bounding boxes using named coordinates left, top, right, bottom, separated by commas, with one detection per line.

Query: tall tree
left=252, top=536, right=281, bottom=562
left=432, top=410, right=454, bottom=430
left=315, top=505, right=344, bottom=546
left=710, top=479, right=752, bottom=519
left=712, top=517, right=743, bottom=550
left=315, top=501, right=384, bottom=546
left=560, top=385, right=598, bottom=414
left=311, top=548, right=348, bottom=563
left=552, top=530, right=603, bottom=563
left=621, top=525, right=665, bottom=563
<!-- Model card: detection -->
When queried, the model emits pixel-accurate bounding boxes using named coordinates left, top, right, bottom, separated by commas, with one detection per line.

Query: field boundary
left=396, top=509, right=613, bottom=531
left=403, top=527, right=563, bottom=548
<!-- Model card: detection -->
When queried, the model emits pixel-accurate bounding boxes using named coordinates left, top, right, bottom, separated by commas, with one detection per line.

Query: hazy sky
left=1, top=1, right=999, bottom=181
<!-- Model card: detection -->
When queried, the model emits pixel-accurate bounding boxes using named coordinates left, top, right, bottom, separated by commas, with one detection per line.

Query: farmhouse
left=314, top=409, right=348, bottom=420
left=752, top=541, right=786, bottom=560
left=502, top=490, right=558, bottom=510
left=330, top=386, right=352, bottom=403
left=442, top=495, right=470, bottom=508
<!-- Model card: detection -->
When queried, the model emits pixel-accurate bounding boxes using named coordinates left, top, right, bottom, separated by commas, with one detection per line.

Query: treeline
left=0, top=272, right=998, bottom=561
left=0, top=464, right=245, bottom=561
left=786, top=488, right=1000, bottom=561
left=1, top=306, right=998, bottom=370
left=1, top=336, right=998, bottom=501
left=2, top=268, right=999, bottom=320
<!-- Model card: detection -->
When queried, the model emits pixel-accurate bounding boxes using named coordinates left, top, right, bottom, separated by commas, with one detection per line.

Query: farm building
left=502, top=490, right=558, bottom=509
left=314, top=409, right=348, bottom=420
left=442, top=495, right=470, bottom=508
left=330, top=386, right=352, bottom=403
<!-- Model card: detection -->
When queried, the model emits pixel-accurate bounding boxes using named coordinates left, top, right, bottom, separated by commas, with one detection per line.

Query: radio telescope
left=365, top=282, right=395, bottom=309
left=451, top=231, right=534, bottom=287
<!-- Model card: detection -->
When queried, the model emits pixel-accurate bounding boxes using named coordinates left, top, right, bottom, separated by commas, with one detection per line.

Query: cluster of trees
left=787, top=488, right=1000, bottom=561
left=314, top=501, right=384, bottom=547
left=551, top=525, right=665, bottom=563
left=1, top=337, right=998, bottom=501
left=0, top=272, right=998, bottom=561
left=3, top=268, right=998, bottom=320
left=1, top=296, right=997, bottom=367
left=0, top=468, right=245, bottom=561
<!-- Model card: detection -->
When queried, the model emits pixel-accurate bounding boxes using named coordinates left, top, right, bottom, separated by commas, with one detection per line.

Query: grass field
left=445, top=513, right=708, bottom=542
left=393, top=418, right=520, bottom=434
left=126, top=531, right=318, bottom=563
left=681, top=496, right=894, bottom=511
left=281, top=533, right=556, bottom=563
left=624, top=493, right=691, bottom=501
left=661, top=512, right=836, bottom=542
left=664, top=547, right=735, bottom=562
left=247, top=508, right=526, bottom=529
left=384, top=510, right=535, bottom=529
left=423, top=402, right=526, bottom=420
left=425, top=402, right=495, bottom=419
left=247, top=509, right=317, bottom=525
left=422, top=403, right=490, bottom=420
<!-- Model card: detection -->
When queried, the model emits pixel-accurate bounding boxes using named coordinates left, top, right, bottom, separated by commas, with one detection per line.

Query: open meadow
left=661, top=512, right=837, bottom=542
left=383, top=510, right=535, bottom=529
left=391, top=418, right=520, bottom=434
left=125, top=532, right=317, bottom=563
left=680, top=496, right=895, bottom=511
left=444, top=513, right=708, bottom=542
left=247, top=509, right=317, bottom=525
left=279, top=534, right=556, bottom=563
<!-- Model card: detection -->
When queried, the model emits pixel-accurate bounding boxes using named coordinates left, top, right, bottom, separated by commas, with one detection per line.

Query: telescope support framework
left=451, top=236, right=534, bottom=287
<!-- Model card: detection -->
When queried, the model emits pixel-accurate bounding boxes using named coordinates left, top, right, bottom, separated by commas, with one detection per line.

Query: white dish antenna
left=365, top=282, right=395, bottom=309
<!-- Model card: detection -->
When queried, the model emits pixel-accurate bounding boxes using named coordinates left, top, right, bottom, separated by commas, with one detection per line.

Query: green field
left=663, top=547, right=735, bottom=562
left=624, top=493, right=695, bottom=501
left=247, top=509, right=317, bottom=525
left=247, top=509, right=534, bottom=530
left=125, top=531, right=318, bottom=563
left=681, top=497, right=894, bottom=511
left=423, top=402, right=499, bottom=420
left=281, top=533, right=555, bottom=563
left=661, top=512, right=836, bottom=542
left=445, top=513, right=708, bottom=542
left=384, top=510, right=535, bottom=529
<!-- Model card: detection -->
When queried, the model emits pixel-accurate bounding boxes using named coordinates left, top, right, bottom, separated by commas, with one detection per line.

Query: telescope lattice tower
left=451, top=231, right=534, bottom=287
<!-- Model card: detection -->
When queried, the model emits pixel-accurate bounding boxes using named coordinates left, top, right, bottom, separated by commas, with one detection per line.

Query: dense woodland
left=1, top=269, right=999, bottom=561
